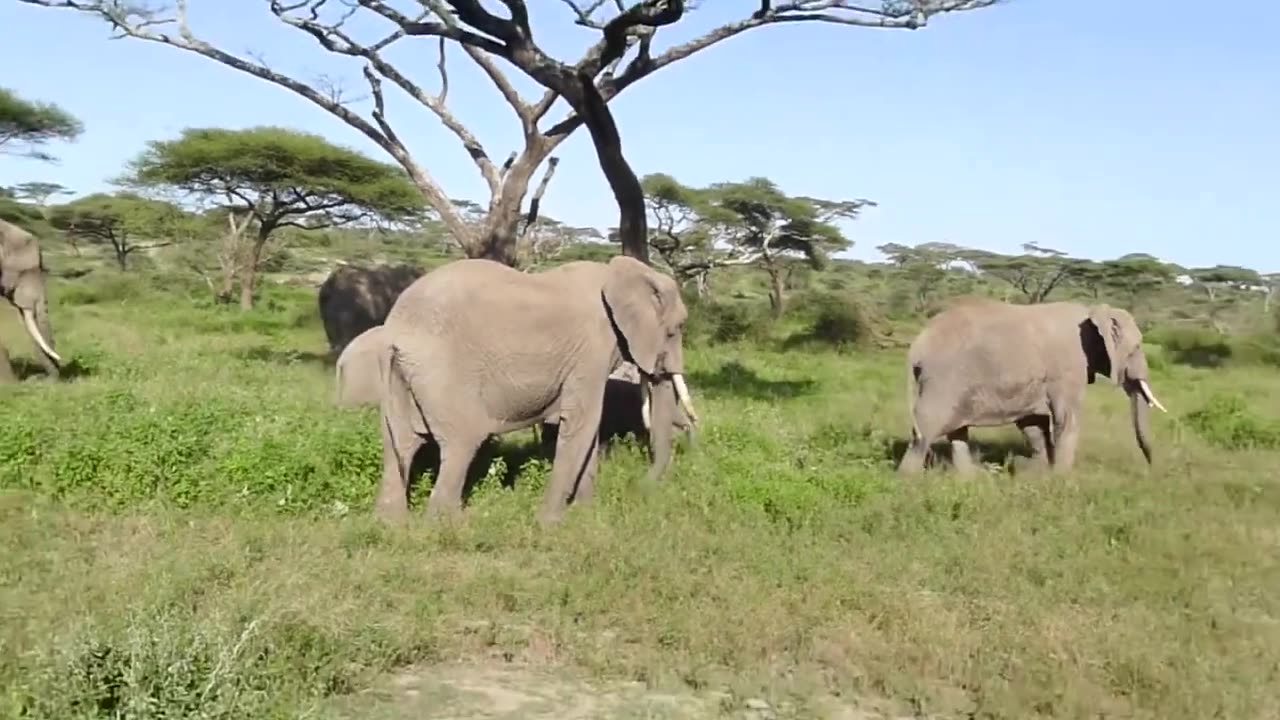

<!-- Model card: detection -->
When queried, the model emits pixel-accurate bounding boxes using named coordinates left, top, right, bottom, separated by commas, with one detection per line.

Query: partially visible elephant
left=333, top=324, right=387, bottom=407
left=341, top=256, right=698, bottom=523
left=0, top=218, right=62, bottom=383
left=317, top=263, right=423, bottom=357
left=897, top=298, right=1166, bottom=475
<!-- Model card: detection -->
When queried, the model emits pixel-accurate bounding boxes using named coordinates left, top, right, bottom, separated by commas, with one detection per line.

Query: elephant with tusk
left=335, top=256, right=698, bottom=524
left=0, top=219, right=63, bottom=382
left=897, top=297, right=1166, bottom=475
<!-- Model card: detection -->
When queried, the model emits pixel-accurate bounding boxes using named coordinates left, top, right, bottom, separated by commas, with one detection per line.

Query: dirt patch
left=324, top=663, right=927, bottom=719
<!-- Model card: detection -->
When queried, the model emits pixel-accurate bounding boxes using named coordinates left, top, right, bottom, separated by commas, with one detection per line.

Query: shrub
left=801, top=293, right=874, bottom=351
left=1184, top=393, right=1280, bottom=450
left=685, top=297, right=772, bottom=345
left=1145, top=326, right=1233, bottom=367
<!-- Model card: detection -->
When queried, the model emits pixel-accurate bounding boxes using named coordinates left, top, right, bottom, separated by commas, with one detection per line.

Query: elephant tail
left=906, top=360, right=923, bottom=442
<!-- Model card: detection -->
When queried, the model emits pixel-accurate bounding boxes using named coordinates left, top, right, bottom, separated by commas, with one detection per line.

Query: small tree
left=640, top=173, right=727, bottom=296
left=1098, top=253, right=1174, bottom=309
left=0, top=87, right=83, bottom=163
left=701, top=177, right=869, bottom=318
left=8, top=181, right=77, bottom=252
left=49, top=192, right=188, bottom=270
left=962, top=242, right=1083, bottom=304
left=121, top=126, right=426, bottom=309
left=876, top=241, right=968, bottom=314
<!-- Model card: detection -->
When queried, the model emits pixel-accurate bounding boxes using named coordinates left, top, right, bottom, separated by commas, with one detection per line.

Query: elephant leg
left=1050, top=404, right=1081, bottom=473
left=0, top=340, right=16, bottom=384
left=947, top=426, right=978, bottom=476
left=377, top=410, right=423, bottom=521
left=1015, top=414, right=1053, bottom=471
left=898, top=424, right=934, bottom=475
left=540, top=379, right=606, bottom=524
left=425, top=431, right=485, bottom=517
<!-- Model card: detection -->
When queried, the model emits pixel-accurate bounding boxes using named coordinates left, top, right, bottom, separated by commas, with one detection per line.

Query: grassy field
left=2, top=267, right=1279, bottom=719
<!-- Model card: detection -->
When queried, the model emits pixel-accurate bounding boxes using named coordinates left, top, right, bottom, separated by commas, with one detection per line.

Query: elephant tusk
left=20, top=308, right=61, bottom=365
left=640, top=383, right=652, bottom=430
left=673, top=373, right=699, bottom=426
left=1138, top=379, right=1167, bottom=413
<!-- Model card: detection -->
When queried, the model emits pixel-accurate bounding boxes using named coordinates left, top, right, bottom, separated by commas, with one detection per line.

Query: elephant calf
left=317, top=263, right=424, bottom=357
left=898, top=298, right=1167, bottom=475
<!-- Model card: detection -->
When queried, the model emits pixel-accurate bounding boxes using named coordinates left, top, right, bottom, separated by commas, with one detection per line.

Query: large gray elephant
left=345, top=256, right=698, bottom=523
left=337, top=327, right=695, bottom=455
left=897, top=298, right=1167, bottom=475
left=0, top=218, right=62, bottom=383
left=316, top=263, right=423, bottom=357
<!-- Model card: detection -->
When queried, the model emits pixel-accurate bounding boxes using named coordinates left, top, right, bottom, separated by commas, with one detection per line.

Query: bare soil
left=324, top=663, right=924, bottom=719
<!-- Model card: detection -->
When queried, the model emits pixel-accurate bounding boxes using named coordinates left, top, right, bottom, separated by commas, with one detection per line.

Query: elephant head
left=1083, top=304, right=1166, bottom=463
left=600, top=256, right=698, bottom=482
left=0, top=219, right=62, bottom=379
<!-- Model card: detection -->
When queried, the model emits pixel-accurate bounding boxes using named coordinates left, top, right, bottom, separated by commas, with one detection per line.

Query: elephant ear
left=602, top=256, right=663, bottom=376
left=1087, top=304, right=1141, bottom=383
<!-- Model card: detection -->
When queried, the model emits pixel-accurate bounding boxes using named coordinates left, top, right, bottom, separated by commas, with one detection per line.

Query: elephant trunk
left=1122, top=351, right=1165, bottom=465
left=1129, top=387, right=1153, bottom=464
left=643, top=376, right=678, bottom=483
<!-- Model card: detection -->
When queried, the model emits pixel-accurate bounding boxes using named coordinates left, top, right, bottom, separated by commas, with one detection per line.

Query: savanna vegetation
left=3, top=1, right=1280, bottom=718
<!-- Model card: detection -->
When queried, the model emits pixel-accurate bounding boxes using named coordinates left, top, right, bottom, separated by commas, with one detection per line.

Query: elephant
left=336, top=330, right=695, bottom=453
left=316, top=262, right=424, bottom=357
left=345, top=255, right=698, bottom=523
left=333, top=324, right=388, bottom=408
left=897, top=298, right=1167, bottom=475
left=0, top=218, right=62, bottom=383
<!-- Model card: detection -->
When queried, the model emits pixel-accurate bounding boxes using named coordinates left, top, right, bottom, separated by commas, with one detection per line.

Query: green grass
left=2, top=269, right=1279, bottom=719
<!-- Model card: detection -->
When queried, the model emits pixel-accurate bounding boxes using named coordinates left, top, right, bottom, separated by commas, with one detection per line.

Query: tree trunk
left=113, top=241, right=128, bottom=271
left=767, top=266, right=785, bottom=319
left=563, top=71, right=650, bottom=266
left=474, top=146, right=548, bottom=266
left=239, top=226, right=272, bottom=311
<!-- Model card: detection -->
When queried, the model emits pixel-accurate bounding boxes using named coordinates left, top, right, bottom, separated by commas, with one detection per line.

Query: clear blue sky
left=2, top=0, right=1277, bottom=272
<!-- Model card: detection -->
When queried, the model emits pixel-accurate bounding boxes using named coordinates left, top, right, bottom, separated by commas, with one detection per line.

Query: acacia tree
left=700, top=177, right=867, bottom=317
left=961, top=242, right=1084, bottom=304
left=120, top=126, right=426, bottom=309
left=0, top=87, right=83, bottom=163
left=20, top=1, right=1001, bottom=268
left=49, top=192, right=189, bottom=270
left=640, top=172, right=740, bottom=296
left=876, top=241, right=969, bottom=313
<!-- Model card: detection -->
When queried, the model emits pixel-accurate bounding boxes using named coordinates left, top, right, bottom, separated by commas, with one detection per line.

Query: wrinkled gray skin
left=338, top=342, right=695, bottom=458
left=317, top=263, right=423, bottom=357
left=341, top=256, right=697, bottom=523
left=898, top=298, right=1167, bottom=475
left=0, top=219, right=62, bottom=383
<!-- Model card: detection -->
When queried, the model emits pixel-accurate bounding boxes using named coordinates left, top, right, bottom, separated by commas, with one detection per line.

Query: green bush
left=805, top=293, right=873, bottom=350
left=1184, top=393, right=1280, bottom=450
left=684, top=297, right=772, bottom=344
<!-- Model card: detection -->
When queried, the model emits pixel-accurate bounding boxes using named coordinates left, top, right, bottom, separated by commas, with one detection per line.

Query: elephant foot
left=536, top=503, right=567, bottom=526
left=424, top=497, right=464, bottom=521
left=1011, top=455, right=1050, bottom=477
left=373, top=498, right=410, bottom=524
